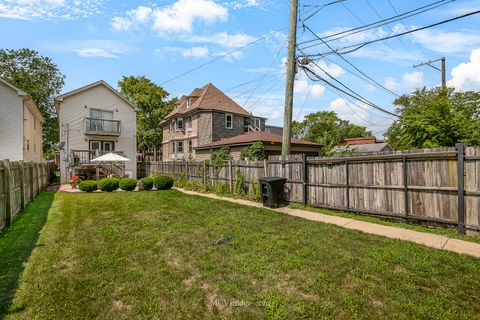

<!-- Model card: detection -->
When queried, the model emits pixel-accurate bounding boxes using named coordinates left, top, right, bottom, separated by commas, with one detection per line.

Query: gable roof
left=333, top=142, right=393, bottom=153
left=195, top=131, right=321, bottom=150
left=54, top=80, right=138, bottom=111
left=165, top=83, right=252, bottom=119
left=0, top=77, right=28, bottom=96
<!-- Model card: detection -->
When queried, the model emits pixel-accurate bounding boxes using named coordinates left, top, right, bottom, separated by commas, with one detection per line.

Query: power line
left=310, top=9, right=480, bottom=58
left=159, top=28, right=286, bottom=86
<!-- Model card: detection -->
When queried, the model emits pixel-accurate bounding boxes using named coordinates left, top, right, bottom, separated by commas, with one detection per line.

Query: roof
left=195, top=131, right=321, bottom=150
left=333, top=142, right=393, bottom=153
left=0, top=77, right=28, bottom=96
left=165, top=83, right=252, bottom=119
left=54, top=80, right=138, bottom=111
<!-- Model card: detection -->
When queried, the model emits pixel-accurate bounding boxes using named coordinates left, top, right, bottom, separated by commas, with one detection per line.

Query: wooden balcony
left=84, top=118, right=121, bottom=136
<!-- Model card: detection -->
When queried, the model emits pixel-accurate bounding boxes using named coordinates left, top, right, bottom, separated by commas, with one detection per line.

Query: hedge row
left=76, top=175, right=174, bottom=192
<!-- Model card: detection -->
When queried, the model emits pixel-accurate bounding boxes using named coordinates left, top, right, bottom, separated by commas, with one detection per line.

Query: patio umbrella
left=91, top=153, right=130, bottom=180
left=91, top=152, right=131, bottom=162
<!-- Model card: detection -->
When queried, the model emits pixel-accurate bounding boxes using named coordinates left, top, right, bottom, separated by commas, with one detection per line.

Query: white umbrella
left=91, top=152, right=130, bottom=162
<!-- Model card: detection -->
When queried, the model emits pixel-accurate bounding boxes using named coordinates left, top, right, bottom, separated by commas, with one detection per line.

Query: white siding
left=0, top=82, right=23, bottom=161
left=58, top=84, right=137, bottom=183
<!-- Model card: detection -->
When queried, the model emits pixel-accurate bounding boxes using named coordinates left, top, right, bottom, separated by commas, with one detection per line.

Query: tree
left=0, top=48, right=65, bottom=159
left=117, top=76, right=175, bottom=152
left=385, top=87, right=480, bottom=150
left=292, top=111, right=372, bottom=155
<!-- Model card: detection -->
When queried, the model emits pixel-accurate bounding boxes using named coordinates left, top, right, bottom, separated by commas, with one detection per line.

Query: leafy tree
left=292, top=111, right=372, bottom=155
left=118, top=75, right=175, bottom=152
left=385, top=87, right=480, bottom=149
left=240, top=141, right=265, bottom=160
left=0, top=48, right=65, bottom=159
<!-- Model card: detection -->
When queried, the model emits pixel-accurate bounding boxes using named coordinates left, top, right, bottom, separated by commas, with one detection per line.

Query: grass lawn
left=1, top=191, right=480, bottom=319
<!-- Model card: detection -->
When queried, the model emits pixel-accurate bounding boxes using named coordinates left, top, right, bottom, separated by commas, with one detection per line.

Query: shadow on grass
left=0, top=192, right=54, bottom=319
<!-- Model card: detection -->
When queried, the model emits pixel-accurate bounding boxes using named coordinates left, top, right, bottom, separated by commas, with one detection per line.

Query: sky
left=1, top=0, right=480, bottom=138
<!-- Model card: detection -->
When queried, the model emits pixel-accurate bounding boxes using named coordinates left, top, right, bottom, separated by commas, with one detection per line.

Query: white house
left=55, top=80, right=137, bottom=184
left=0, top=78, right=44, bottom=161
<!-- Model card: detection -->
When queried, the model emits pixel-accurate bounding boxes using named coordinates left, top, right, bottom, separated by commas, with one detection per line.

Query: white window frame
left=188, top=140, right=193, bottom=153
left=225, top=113, right=233, bottom=129
left=177, top=117, right=184, bottom=131
left=187, top=115, right=192, bottom=131
left=186, top=97, right=192, bottom=107
left=177, top=141, right=183, bottom=153
left=171, top=119, right=176, bottom=132
left=255, top=118, right=261, bottom=129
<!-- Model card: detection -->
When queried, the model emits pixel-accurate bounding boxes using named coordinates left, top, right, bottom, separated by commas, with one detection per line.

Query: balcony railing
left=84, top=118, right=121, bottom=136
left=71, top=150, right=125, bottom=166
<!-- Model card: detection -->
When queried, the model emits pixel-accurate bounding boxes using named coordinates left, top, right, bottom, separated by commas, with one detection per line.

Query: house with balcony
left=55, top=80, right=137, bottom=184
left=161, top=83, right=266, bottom=160
left=0, top=78, right=44, bottom=161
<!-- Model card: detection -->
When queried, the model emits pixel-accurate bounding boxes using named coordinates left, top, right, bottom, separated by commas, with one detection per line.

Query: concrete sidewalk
left=177, top=188, right=480, bottom=258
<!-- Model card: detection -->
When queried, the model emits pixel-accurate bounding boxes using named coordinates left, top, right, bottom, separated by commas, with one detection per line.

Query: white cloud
left=48, top=40, right=131, bottom=59
left=159, top=46, right=209, bottom=58
left=413, top=29, right=480, bottom=54
left=187, top=32, right=255, bottom=49
left=328, top=98, right=369, bottom=125
left=448, top=48, right=480, bottom=91
left=112, top=0, right=228, bottom=35
left=384, top=71, right=425, bottom=93
left=0, top=0, right=107, bottom=20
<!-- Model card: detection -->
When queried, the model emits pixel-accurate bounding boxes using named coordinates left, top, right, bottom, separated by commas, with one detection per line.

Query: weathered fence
left=0, top=160, right=55, bottom=230
left=138, top=144, right=480, bottom=234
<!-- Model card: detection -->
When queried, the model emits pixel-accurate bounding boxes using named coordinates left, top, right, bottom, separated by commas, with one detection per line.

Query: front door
left=90, top=140, right=114, bottom=153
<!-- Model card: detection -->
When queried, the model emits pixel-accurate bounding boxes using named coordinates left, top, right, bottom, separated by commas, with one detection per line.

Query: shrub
left=247, top=178, right=261, bottom=202
left=78, top=180, right=97, bottom=193
left=139, top=177, right=154, bottom=191
left=98, top=178, right=120, bottom=192
left=153, top=175, right=174, bottom=190
left=119, top=178, right=137, bottom=191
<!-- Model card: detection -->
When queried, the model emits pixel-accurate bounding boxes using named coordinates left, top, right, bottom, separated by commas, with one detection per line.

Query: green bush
left=98, top=178, right=120, bottom=192
left=119, top=178, right=137, bottom=191
left=234, top=170, right=245, bottom=196
left=247, top=178, right=261, bottom=201
left=153, top=175, right=174, bottom=190
left=139, top=177, right=154, bottom=191
left=78, top=180, right=97, bottom=193
left=214, top=182, right=230, bottom=195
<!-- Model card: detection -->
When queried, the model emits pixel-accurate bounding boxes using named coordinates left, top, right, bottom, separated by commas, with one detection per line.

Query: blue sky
left=1, top=0, right=480, bottom=137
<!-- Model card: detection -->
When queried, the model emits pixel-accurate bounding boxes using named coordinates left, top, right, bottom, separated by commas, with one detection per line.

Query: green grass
left=2, top=191, right=480, bottom=319
left=289, top=204, right=480, bottom=244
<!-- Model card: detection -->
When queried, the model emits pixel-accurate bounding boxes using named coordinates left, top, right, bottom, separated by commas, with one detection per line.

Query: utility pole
left=282, top=0, right=298, bottom=155
left=413, top=57, right=446, bottom=90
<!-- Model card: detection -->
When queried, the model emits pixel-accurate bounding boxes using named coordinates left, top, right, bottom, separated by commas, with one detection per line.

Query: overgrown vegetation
left=3, top=191, right=480, bottom=319
left=240, top=141, right=265, bottom=160
left=97, top=178, right=119, bottom=192
left=210, top=146, right=230, bottom=180
left=233, top=170, right=245, bottom=196
left=77, top=180, right=97, bottom=193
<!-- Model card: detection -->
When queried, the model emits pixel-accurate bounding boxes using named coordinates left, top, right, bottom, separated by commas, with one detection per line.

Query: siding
left=0, top=83, right=23, bottom=160
left=58, top=84, right=137, bottom=183
left=23, top=100, right=43, bottom=161
left=212, top=111, right=244, bottom=142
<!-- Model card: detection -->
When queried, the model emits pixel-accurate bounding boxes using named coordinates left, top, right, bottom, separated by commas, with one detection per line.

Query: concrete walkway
left=177, top=188, right=480, bottom=258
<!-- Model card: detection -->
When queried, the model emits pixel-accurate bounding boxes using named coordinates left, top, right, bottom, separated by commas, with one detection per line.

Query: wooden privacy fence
left=138, top=144, right=480, bottom=234
left=0, top=160, right=55, bottom=230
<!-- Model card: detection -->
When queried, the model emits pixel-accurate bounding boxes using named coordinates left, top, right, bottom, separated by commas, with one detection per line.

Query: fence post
left=456, top=142, right=466, bottom=234
left=302, top=154, right=308, bottom=205
left=345, top=160, right=350, bottom=210
left=2, top=160, right=12, bottom=227
left=263, top=159, right=268, bottom=177
left=29, top=163, right=34, bottom=201
left=403, top=156, right=409, bottom=216
left=228, top=160, right=233, bottom=192
left=19, top=161, right=25, bottom=210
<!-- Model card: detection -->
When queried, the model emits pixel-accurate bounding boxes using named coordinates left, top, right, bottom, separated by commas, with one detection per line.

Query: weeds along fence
left=0, top=160, right=55, bottom=230
left=138, top=143, right=480, bottom=234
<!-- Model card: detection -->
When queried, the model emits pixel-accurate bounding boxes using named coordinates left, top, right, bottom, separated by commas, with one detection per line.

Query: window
left=244, top=118, right=251, bottom=132
left=90, top=141, right=114, bottom=152
left=186, top=97, right=192, bottom=107
left=177, top=141, right=183, bottom=153
left=255, top=118, right=261, bottom=129
left=225, top=113, right=233, bottom=129
left=171, top=119, right=176, bottom=132
left=188, top=140, right=193, bottom=153
left=170, top=141, right=175, bottom=154
left=177, top=117, right=184, bottom=130
left=187, top=116, right=192, bottom=131
left=26, top=139, right=29, bottom=151
left=90, top=108, right=114, bottom=132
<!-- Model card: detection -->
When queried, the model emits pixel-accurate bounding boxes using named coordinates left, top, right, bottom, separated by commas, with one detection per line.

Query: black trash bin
left=259, top=177, right=287, bottom=208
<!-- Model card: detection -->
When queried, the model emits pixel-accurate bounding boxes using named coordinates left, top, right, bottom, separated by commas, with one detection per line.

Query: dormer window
left=186, top=97, right=192, bottom=107
left=225, top=113, right=233, bottom=129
